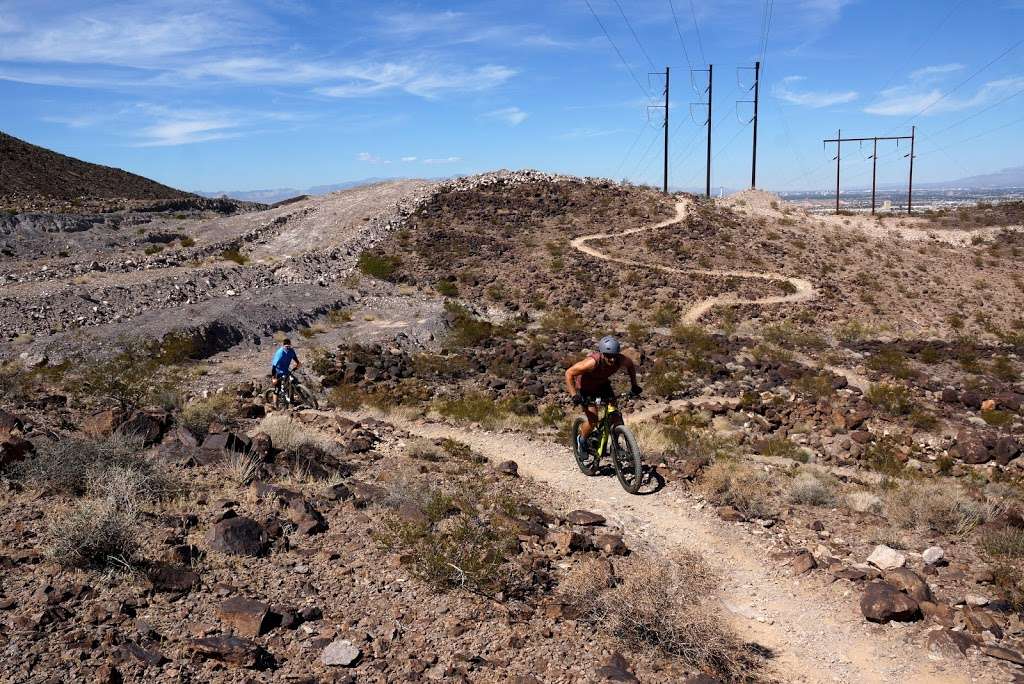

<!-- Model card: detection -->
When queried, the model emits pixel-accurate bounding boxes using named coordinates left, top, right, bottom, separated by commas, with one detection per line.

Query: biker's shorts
left=579, top=381, right=615, bottom=406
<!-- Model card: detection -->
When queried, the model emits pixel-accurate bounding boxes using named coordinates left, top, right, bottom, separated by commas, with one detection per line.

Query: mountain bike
left=263, top=370, right=319, bottom=410
left=571, top=395, right=643, bottom=494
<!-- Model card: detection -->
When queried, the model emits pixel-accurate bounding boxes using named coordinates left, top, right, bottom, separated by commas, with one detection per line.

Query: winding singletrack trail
left=570, top=198, right=817, bottom=324
left=365, top=412, right=978, bottom=684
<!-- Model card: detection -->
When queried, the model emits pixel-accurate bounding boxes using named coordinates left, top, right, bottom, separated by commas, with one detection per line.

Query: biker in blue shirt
left=270, top=338, right=302, bottom=389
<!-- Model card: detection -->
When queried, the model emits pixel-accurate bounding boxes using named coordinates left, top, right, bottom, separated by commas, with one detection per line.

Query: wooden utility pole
left=824, top=130, right=915, bottom=215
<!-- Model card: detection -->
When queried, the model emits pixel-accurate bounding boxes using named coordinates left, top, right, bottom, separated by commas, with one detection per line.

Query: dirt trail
left=570, top=199, right=817, bottom=324
left=368, top=412, right=979, bottom=684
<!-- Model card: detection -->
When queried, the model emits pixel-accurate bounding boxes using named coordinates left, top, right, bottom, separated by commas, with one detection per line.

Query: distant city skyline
left=2, top=0, right=1022, bottom=192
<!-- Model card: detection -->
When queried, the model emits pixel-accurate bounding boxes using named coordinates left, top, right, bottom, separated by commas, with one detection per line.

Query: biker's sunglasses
left=601, top=353, right=617, bottom=361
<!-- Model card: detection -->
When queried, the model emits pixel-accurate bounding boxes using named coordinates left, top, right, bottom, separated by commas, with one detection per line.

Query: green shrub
left=435, top=392, right=506, bottom=426
left=866, top=383, right=914, bottom=416
left=435, top=279, right=458, bottom=297
left=74, top=342, right=166, bottom=411
left=220, top=248, right=248, bottom=265
left=179, top=236, right=196, bottom=248
left=179, top=394, right=237, bottom=439
left=144, top=244, right=163, bottom=255
left=760, top=436, right=808, bottom=463
left=357, top=250, right=399, bottom=279
left=982, top=526, right=1024, bottom=559
left=866, top=349, right=917, bottom=379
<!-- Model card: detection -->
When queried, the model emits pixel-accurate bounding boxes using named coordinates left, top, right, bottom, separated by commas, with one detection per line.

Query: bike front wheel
left=293, top=383, right=319, bottom=410
left=571, top=417, right=600, bottom=476
left=611, top=425, right=643, bottom=494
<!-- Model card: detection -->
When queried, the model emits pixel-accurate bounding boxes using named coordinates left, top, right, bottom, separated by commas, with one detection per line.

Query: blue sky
left=1, top=0, right=1022, bottom=192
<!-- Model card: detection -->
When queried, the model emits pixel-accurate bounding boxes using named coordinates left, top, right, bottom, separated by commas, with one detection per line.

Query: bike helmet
left=598, top=335, right=621, bottom=354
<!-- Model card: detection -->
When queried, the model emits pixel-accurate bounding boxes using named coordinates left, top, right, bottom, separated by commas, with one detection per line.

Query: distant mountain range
left=0, top=131, right=190, bottom=200
left=195, top=178, right=401, bottom=204
left=918, top=166, right=1024, bottom=189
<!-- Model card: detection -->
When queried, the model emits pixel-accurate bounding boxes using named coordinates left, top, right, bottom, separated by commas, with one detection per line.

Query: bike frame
left=592, top=398, right=621, bottom=459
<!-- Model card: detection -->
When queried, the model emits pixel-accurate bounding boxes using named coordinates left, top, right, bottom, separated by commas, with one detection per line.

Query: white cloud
left=400, top=156, right=418, bottom=162
left=865, top=76, right=1024, bottom=116
left=135, top=118, right=240, bottom=147
left=379, top=11, right=466, bottom=37
left=910, top=63, right=964, bottom=81
left=356, top=151, right=392, bottom=164
left=559, top=127, right=626, bottom=139
left=773, top=76, right=858, bottom=108
left=484, top=106, right=528, bottom=126
left=423, top=157, right=461, bottom=165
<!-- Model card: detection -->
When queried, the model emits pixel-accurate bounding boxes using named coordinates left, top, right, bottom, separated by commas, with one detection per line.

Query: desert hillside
left=1, top=147, right=1022, bottom=682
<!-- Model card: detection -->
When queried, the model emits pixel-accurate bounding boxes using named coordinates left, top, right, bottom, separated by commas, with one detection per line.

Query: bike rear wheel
left=571, top=417, right=600, bottom=476
left=611, top=425, right=643, bottom=494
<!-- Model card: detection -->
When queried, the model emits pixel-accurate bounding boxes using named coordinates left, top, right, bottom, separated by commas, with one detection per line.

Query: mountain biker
left=270, top=338, right=302, bottom=389
left=565, top=336, right=641, bottom=452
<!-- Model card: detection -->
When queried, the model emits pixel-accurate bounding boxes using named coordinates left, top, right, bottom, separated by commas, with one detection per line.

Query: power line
left=758, top=0, right=774, bottom=65
left=922, top=84, right=1024, bottom=140
left=918, top=113, right=1024, bottom=158
left=887, top=36, right=1024, bottom=131
left=688, top=0, right=706, bottom=64
left=612, top=0, right=657, bottom=72
left=667, top=0, right=694, bottom=71
left=583, top=0, right=652, bottom=98
left=875, top=0, right=968, bottom=98
left=614, top=120, right=655, bottom=177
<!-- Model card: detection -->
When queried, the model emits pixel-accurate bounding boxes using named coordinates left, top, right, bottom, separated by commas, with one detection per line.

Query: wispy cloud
left=558, top=127, right=626, bottom=139
left=400, top=156, right=417, bottom=162
left=773, top=76, right=858, bottom=108
left=423, top=156, right=461, bottom=165
left=135, top=118, right=241, bottom=147
left=484, top=106, right=528, bottom=126
left=356, top=151, right=391, bottom=164
left=865, top=75, right=1024, bottom=116
left=910, top=63, right=964, bottom=81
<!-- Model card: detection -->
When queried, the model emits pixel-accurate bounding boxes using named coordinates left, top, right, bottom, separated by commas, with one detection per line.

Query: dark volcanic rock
left=205, top=517, right=268, bottom=556
left=860, top=582, right=921, bottom=623
left=188, top=636, right=272, bottom=669
left=218, top=596, right=270, bottom=637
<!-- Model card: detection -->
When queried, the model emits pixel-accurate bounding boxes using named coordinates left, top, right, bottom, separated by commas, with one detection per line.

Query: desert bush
left=357, top=250, right=399, bottom=279
left=405, top=437, right=446, bottom=462
left=13, top=433, right=170, bottom=499
left=179, top=393, right=237, bottom=439
left=220, top=248, right=248, bottom=265
left=144, top=244, right=163, bottom=255
left=434, top=392, right=507, bottom=426
left=864, top=435, right=908, bottom=477
left=326, top=307, right=353, bottom=325
left=257, top=414, right=339, bottom=455
left=539, top=307, right=586, bottom=334
left=787, top=471, right=836, bottom=507
left=990, top=356, right=1019, bottom=382
left=179, top=236, right=196, bottom=248
left=846, top=490, right=884, bottom=515
left=885, top=481, right=991, bottom=537
left=792, top=373, right=833, bottom=400
left=865, top=383, right=914, bottom=416
left=444, top=301, right=505, bottom=348
left=981, top=526, right=1024, bottom=559
left=435, top=279, right=458, bottom=297
left=759, top=436, right=808, bottom=463
left=46, top=498, right=141, bottom=569
left=559, top=551, right=756, bottom=678
left=866, top=349, right=917, bottom=380
left=375, top=483, right=527, bottom=598
left=646, top=359, right=688, bottom=398
left=652, top=303, right=679, bottom=325
left=74, top=342, right=165, bottom=411
left=699, top=461, right=777, bottom=519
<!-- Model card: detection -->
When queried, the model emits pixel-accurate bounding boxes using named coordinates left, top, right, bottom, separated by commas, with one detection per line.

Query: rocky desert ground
left=2, top=142, right=1024, bottom=683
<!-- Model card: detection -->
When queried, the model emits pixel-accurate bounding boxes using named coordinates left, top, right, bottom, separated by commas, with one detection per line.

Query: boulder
left=0, top=434, right=33, bottom=467
left=205, top=517, right=268, bottom=556
left=497, top=460, right=519, bottom=477
left=594, top=652, right=638, bottom=683
left=594, top=534, right=628, bottom=556
left=882, top=568, right=932, bottom=602
left=919, top=601, right=955, bottom=627
left=218, top=597, right=270, bottom=637
left=922, top=546, right=945, bottom=566
left=993, top=436, right=1020, bottom=466
left=926, top=628, right=978, bottom=658
left=201, top=432, right=251, bottom=454
left=981, top=645, right=1024, bottom=666
left=866, top=545, right=906, bottom=570
left=565, top=510, right=606, bottom=526
left=860, top=582, right=920, bottom=623
left=961, top=391, right=982, bottom=410
left=189, top=636, right=271, bottom=669
left=791, top=550, right=817, bottom=575
left=322, top=639, right=361, bottom=667
left=117, top=411, right=163, bottom=445
left=0, top=409, right=25, bottom=432
left=83, top=409, right=124, bottom=437
left=963, top=606, right=1003, bottom=640
left=146, top=565, right=200, bottom=593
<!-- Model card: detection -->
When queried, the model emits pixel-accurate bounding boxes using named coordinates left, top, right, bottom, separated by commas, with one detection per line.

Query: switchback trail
left=364, top=411, right=979, bottom=684
left=570, top=198, right=817, bottom=324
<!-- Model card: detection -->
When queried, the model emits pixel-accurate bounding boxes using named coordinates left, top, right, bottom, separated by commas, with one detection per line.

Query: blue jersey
left=271, top=346, right=298, bottom=375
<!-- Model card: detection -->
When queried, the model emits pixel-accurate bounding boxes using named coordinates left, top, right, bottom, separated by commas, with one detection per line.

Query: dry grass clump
left=559, top=551, right=758, bottom=680
left=699, top=461, right=778, bottom=519
left=845, top=490, right=884, bottom=515
left=257, top=413, right=339, bottom=455
left=47, top=498, right=141, bottom=569
left=179, top=393, right=237, bottom=439
left=884, top=481, right=995, bottom=537
left=787, top=470, right=837, bottom=507
left=405, top=437, right=446, bottom=461
left=982, top=526, right=1024, bottom=559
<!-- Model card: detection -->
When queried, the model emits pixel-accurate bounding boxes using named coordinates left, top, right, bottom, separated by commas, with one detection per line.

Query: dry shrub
left=46, top=498, right=141, bottom=569
left=981, top=526, right=1024, bottom=559
left=257, top=413, right=338, bottom=455
left=787, top=471, right=836, bottom=507
left=560, top=551, right=757, bottom=680
left=179, top=393, right=237, bottom=439
left=13, top=432, right=171, bottom=499
left=405, top=438, right=446, bottom=462
left=700, top=461, right=778, bottom=519
left=845, top=490, right=884, bottom=515
left=885, top=481, right=995, bottom=537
